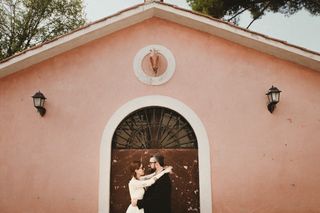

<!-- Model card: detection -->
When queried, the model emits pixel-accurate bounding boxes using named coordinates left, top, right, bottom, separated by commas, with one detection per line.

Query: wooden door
left=110, top=149, right=199, bottom=212
left=109, top=107, right=200, bottom=212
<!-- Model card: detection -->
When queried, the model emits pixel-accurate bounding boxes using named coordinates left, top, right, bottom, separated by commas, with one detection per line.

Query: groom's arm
left=137, top=174, right=171, bottom=209
left=137, top=190, right=162, bottom=210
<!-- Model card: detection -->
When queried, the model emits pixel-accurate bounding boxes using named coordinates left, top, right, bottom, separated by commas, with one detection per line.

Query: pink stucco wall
left=1, top=17, right=320, bottom=213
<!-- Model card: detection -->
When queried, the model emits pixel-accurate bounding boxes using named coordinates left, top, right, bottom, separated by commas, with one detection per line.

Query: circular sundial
left=133, top=45, right=176, bottom=85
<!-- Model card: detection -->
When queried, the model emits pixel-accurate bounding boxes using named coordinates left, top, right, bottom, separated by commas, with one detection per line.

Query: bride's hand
left=165, top=166, right=173, bottom=173
left=131, top=199, right=137, bottom=206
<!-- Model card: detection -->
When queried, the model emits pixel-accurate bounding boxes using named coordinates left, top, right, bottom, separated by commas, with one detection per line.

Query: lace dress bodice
left=128, top=177, right=155, bottom=199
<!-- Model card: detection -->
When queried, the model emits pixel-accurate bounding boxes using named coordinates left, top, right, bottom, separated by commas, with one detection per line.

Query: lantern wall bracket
left=267, top=103, right=276, bottom=113
left=37, top=107, right=46, bottom=116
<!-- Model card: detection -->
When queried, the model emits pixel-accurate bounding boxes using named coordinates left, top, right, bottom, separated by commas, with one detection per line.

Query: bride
left=126, top=160, right=172, bottom=213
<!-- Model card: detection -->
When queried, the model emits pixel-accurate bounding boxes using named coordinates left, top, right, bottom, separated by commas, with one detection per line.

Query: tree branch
left=227, top=7, right=249, bottom=21
left=226, top=0, right=271, bottom=23
left=246, top=1, right=272, bottom=29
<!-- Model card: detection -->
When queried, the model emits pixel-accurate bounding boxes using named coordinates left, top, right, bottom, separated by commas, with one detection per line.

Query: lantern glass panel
left=276, top=92, right=280, bottom=101
left=40, top=98, right=45, bottom=107
left=267, top=93, right=272, bottom=103
left=271, top=93, right=277, bottom=102
left=273, top=92, right=280, bottom=103
left=34, top=98, right=42, bottom=107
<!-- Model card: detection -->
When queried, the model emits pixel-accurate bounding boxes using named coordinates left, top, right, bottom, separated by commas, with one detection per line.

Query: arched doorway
left=110, top=106, right=198, bottom=212
left=98, top=95, right=212, bottom=213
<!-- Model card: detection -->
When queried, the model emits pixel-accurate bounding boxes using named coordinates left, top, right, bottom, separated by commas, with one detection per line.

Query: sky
left=83, top=0, right=320, bottom=53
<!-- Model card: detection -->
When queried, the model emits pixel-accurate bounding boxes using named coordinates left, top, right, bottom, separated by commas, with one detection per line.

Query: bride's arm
left=140, top=166, right=172, bottom=180
left=132, top=178, right=156, bottom=188
left=153, top=166, right=172, bottom=180
left=133, top=167, right=173, bottom=188
left=139, top=172, right=156, bottom=180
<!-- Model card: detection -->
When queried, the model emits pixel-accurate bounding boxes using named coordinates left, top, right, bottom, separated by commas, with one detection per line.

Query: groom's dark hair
left=153, top=153, right=164, bottom=167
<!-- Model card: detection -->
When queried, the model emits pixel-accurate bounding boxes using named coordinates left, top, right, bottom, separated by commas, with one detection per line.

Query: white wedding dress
left=126, top=168, right=171, bottom=213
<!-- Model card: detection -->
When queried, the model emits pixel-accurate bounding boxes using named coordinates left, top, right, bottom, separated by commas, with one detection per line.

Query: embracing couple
left=126, top=153, right=172, bottom=213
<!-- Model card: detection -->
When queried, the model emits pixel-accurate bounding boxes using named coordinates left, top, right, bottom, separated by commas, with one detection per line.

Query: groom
left=131, top=153, right=172, bottom=213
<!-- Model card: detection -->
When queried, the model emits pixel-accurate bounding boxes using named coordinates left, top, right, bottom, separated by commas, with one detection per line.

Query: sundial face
left=141, top=50, right=167, bottom=77
left=133, top=45, right=176, bottom=85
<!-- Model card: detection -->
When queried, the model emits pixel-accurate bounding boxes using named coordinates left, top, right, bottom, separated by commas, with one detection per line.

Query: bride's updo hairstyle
left=129, top=161, right=142, bottom=178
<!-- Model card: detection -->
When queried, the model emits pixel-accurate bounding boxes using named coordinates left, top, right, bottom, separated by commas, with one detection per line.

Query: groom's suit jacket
left=137, top=172, right=171, bottom=213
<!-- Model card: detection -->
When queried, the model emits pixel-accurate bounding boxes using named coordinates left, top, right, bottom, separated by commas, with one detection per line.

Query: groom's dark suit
left=137, top=172, right=171, bottom=213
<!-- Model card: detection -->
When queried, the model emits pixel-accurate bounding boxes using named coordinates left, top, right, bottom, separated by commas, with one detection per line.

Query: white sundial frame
left=133, top=44, right=176, bottom=85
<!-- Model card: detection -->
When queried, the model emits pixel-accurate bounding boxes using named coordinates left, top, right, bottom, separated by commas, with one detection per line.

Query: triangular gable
left=1, top=1, right=320, bottom=78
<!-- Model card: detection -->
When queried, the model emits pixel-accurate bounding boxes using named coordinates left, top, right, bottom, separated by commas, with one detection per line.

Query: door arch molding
left=98, top=95, right=212, bottom=213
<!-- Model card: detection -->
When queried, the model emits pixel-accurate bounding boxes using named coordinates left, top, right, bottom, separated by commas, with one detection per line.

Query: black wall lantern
left=32, top=91, right=46, bottom=116
left=266, top=86, right=281, bottom=113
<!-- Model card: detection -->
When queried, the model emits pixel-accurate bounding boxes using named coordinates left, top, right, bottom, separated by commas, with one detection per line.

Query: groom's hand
left=131, top=199, right=137, bottom=206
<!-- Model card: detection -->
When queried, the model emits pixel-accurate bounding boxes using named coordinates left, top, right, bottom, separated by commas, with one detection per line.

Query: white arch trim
left=98, top=95, right=212, bottom=213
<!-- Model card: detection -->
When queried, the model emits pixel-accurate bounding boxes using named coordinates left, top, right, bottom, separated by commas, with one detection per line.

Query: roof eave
left=153, top=4, right=320, bottom=71
left=0, top=3, right=155, bottom=78
left=1, top=2, right=320, bottom=78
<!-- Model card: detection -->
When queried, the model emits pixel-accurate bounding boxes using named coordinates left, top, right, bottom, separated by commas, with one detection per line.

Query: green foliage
left=187, top=0, right=320, bottom=27
left=0, top=0, right=86, bottom=61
